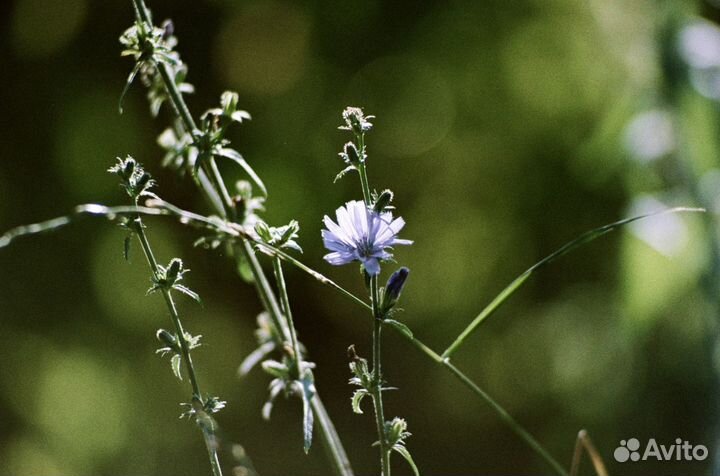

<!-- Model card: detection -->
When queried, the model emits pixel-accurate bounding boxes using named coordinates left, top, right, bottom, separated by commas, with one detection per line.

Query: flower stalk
left=124, top=1, right=353, bottom=474
left=358, top=157, right=392, bottom=475
left=108, top=155, right=225, bottom=476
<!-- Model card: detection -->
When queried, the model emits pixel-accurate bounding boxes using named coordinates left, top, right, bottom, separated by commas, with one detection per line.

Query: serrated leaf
left=351, top=389, right=368, bottom=414
left=238, top=341, right=276, bottom=377
left=334, top=165, right=357, bottom=183
left=393, top=445, right=420, bottom=476
left=384, top=319, right=413, bottom=339
left=170, top=354, right=182, bottom=380
left=216, top=148, right=267, bottom=197
left=173, top=284, right=201, bottom=304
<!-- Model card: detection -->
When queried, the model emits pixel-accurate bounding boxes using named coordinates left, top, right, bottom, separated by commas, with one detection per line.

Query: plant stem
left=132, top=215, right=223, bottom=476
left=272, top=259, right=302, bottom=374
left=370, top=275, right=391, bottom=476
left=311, top=394, right=354, bottom=476
left=240, top=241, right=290, bottom=341
left=128, top=2, right=354, bottom=473
left=357, top=146, right=391, bottom=476
left=443, top=361, right=568, bottom=476
left=357, top=135, right=371, bottom=204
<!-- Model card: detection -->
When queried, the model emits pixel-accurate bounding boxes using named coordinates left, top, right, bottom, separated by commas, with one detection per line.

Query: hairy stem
left=357, top=152, right=391, bottom=475
left=272, top=259, right=302, bottom=375
left=370, top=275, right=391, bottom=476
left=132, top=214, right=223, bottom=476
left=128, top=1, right=354, bottom=473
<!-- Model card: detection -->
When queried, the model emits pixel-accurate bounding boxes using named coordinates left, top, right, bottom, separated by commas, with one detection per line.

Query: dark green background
left=1, top=0, right=719, bottom=474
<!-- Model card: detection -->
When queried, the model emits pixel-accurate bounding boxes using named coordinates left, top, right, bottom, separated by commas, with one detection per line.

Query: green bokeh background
left=1, top=0, right=720, bottom=475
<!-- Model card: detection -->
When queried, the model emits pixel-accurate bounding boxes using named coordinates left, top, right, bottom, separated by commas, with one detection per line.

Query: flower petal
left=324, top=251, right=355, bottom=266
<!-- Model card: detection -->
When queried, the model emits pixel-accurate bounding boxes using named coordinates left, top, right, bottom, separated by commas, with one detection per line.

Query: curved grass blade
left=216, top=148, right=267, bottom=197
left=441, top=206, right=705, bottom=359
left=0, top=204, right=167, bottom=249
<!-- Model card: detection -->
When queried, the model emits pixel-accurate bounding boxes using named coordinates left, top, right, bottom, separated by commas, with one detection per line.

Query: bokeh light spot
left=215, top=1, right=311, bottom=96
left=349, top=56, right=455, bottom=158
left=35, top=351, right=130, bottom=463
left=54, top=89, right=143, bottom=202
left=11, top=0, right=87, bottom=59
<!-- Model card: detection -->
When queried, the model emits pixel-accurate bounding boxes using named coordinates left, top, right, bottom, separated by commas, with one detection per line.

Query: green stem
left=443, top=361, right=568, bottom=476
left=370, top=275, right=391, bottom=476
left=311, top=394, right=355, bottom=476
left=132, top=215, right=223, bottom=476
left=128, top=2, right=354, bottom=473
left=357, top=144, right=391, bottom=476
left=357, top=134, right=371, bottom=205
left=272, top=259, right=302, bottom=375
left=240, top=241, right=290, bottom=341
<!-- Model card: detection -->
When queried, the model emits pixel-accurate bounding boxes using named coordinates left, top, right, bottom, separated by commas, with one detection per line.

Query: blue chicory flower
left=322, top=200, right=412, bottom=275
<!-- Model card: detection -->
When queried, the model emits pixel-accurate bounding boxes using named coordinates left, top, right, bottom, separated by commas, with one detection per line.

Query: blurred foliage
left=2, top=0, right=720, bottom=474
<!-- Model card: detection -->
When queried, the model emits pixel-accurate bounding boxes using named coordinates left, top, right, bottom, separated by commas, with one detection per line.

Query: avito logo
left=614, top=438, right=708, bottom=463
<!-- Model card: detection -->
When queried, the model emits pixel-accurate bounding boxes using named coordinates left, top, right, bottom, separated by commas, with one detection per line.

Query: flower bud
left=135, top=172, right=152, bottom=191
left=340, top=142, right=362, bottom=165
left=381, top=267, right=409, bottom=314
left=221, top=91, right=239, bottom=114
left=122, top=158, right=136, bottom=180
left=373, top=189, right=394, bottom=213
left=339, top=107, right=374, bottom=135
left=156, top=329, right=179, bottom=352
left=387, top=417, right=408, bottom=444
left=166, top=258, right=183, bottom=282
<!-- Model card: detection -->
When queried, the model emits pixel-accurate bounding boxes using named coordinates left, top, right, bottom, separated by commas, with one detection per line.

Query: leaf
left=261, top=360, right=289, bottom=379
left=216, top=148, right=267, bottom=197
left=170, top=354, right=182, bottom=380
left=384, top=319, right=413, bottom=339
left=119, top=62, right=142, bottom=114
left=351, top=389, right=368, bottom=414
left=334, top=165, right=357, bottom=183
left=441, top=206, right=707, bottom=359
left=238, top=341, right=276, bottom=377
left=173, top=284, right=202, bottom=304
left=298, top=375, right=315, bottom=454
left=393, top=445, right=420, bottom=476
left=262, top=379, right=285, bottom=420
left=236, top=253, right=255, bottom=284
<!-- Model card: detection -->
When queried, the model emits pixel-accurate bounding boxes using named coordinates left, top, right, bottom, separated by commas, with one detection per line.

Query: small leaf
left=236, top=253, right=255, bottom=284
left=334, top=165, right=357, bottom=183
left=384, top=319, right=413, bottom=339
left=262, top=379, right=285, bottom=420
left=351, top=389, right=368, bottom=414
left=216, top=148, right=267, bottom=197
left=297, top=375, right=315, bottom=454
left=261, top=360, right=289, bottom=379
left=393, top=445, right=420, bottom=476
left=238, top=341, right=276, bottom=377
left=119, top=62, right=142, bottom=114
left=173, top=284, right=201, bottom=304
left=170, top=354, right=182, bottom=380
